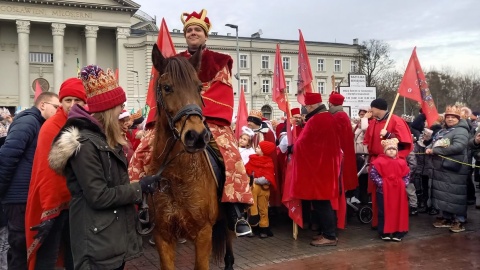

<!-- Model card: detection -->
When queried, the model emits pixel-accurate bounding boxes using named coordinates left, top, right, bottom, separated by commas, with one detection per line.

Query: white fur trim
left=48, top=127, right=82, bottom=175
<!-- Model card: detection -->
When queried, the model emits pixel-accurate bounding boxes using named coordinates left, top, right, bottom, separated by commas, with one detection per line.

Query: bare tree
left=357, top=39, right=395, bottom=87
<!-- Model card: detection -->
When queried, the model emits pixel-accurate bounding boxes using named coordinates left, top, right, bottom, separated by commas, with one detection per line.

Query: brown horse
left=146, top=44, right=235, bottom=270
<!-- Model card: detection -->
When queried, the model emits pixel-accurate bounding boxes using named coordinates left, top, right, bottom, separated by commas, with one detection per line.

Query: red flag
left=296, top=30, right=313, bottom=105
left=34, top=80, right=42, bottom=101
left=272, top=44, right=287, bottom=112
left=114, top=68, right=119, bottom=82
left=146, top=18, right=177, bottom=124
left=398, top=47, right=439, bottom=127
left=235, top=86, right=248, bottom=140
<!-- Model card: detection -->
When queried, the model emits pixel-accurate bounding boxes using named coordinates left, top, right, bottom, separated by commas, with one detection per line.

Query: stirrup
left=136, top=195, right=155, bottom=235
left=234, top=218, right=252, bottom=237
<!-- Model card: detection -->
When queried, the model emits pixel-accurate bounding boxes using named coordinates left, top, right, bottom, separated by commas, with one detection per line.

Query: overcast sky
left=133, top=0, right=480, bottom=73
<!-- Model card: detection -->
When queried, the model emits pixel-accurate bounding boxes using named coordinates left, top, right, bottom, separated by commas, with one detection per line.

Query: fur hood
left=49, top=117, right=104, bottom=175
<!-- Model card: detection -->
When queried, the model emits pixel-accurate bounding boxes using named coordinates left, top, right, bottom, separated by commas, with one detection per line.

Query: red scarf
left=245, top=154, right=276, bottom=190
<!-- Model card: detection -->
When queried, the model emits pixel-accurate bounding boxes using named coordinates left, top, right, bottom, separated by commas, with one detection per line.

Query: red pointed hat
left=329, top=91, right=345, bottom=106
left=181, top=9, right=211, bottom=35
left=290, top=108, right=301, bottom=116
left=304, top=92, right=322, bottom=105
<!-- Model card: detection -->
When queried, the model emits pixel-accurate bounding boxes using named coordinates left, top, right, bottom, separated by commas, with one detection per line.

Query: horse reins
left=136, top=72, right=206, bottom=235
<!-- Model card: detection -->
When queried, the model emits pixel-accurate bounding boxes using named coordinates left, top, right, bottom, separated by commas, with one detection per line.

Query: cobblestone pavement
left=126, top=205, right=480, bottom=270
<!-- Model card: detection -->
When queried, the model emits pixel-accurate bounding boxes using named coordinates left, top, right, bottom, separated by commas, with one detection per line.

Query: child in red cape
left=245, top=141, right=276, bottom=238
left=370, top=138, right=410, bottom=242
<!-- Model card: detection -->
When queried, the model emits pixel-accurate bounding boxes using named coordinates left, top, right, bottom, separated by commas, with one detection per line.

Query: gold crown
left=181, top=9, right=211, bottom=34
left=381, top=138, right=399, bottom=151
left=248, top=109, right=263, bottom=119
left=131, top=109, right=142, bottom=120
left=82, top=67, right=119, bottom=98
left=444, top=105, right=461, bottom=118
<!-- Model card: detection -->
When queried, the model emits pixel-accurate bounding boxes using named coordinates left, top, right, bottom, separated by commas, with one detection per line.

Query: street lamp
left=225, top=24, right=240, bottom=96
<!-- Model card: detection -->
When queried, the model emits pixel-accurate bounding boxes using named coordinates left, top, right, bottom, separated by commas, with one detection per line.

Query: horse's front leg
left=154, top=232, right=177, bottom=270
left=194, top=225, right=213, bottom=270
left=224, top=230, right=235, bottom=270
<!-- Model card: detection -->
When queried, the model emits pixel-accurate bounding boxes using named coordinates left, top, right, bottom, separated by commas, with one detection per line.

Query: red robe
left=332, top=110, right=358, bottom=191
left=25, top=107, right=70, bottom=269
left=363, top=113, right=413, bottom=227
left=371, top=155, right=409, bottom=233
left=245, top=154, right=276, bottom=190
left=292, top=110, right=346, bottom=228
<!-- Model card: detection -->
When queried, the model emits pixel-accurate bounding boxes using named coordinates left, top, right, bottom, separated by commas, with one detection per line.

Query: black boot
left=226, top=203, right=252, bottom=237
left=248, top=215, right=260, bottom=227
left=259, top=227, right=273, bottom=238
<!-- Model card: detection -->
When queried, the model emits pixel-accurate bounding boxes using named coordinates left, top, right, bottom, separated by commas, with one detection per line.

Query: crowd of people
left=0, top=7, right=479, bottom=270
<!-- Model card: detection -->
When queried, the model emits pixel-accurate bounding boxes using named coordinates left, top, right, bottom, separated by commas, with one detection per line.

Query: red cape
left=25, top=107, right=70, bottom=269
left=245, top=154, right=276, bottom=190
left=332, top=111, right=358, bottom=191
left=179, top=49, right=234, bottom=126
left=372, top=155, right=409, bottom=233
left=292, top=111, right=345, bottom=228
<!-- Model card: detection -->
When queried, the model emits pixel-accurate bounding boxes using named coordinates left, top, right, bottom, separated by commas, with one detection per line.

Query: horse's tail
left=211, top=218, right=227, bottom=264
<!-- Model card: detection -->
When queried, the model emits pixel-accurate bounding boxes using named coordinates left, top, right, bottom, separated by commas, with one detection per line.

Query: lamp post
left=226, top=24, right=240, bottom=97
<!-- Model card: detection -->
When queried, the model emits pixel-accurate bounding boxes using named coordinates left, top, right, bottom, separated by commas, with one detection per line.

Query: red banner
left=398, top=47, right=439, bottom=127
left=234, top=86, right=248, bottom=140
left=34, top=80, right=42, bottom=101
left=272, top=44, right=287, bottom=112
left=296, top=30, right=313, bottom=105
left=146, top=18, right=177, bottom=124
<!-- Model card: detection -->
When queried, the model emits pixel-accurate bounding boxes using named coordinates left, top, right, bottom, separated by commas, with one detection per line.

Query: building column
left=52, top=23, right=66, bottom=93
left=116, top=27, right=130, bottom=90
left=16, top=20, right=30, bottom=108
left=85, top=25, right=99, bottom=65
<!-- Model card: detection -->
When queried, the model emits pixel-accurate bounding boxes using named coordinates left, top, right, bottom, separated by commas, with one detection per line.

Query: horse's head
left=152, top=44, right=210, bottom=153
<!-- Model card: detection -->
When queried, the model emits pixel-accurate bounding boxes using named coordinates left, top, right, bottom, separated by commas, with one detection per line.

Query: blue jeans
left=442, top=211, right=466, bottom=223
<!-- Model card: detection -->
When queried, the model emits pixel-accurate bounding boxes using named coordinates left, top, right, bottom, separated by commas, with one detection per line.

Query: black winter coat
left=0, top=107, right=45, bottom=203
left=49, top=116, right=143, bottom=270
left=428, top=120, right=470, bottom=216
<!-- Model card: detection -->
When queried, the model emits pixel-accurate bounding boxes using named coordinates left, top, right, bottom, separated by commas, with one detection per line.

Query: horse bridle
left=136, top=73, right=207, bottom=235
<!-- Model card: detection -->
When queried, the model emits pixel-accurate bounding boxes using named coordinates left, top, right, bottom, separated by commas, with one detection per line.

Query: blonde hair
left=239, top=133, right=253, bottom=148
left=93, top=109, right=127, bottom=148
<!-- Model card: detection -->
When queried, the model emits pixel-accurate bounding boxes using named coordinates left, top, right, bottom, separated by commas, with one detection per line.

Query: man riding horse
left=129, top=9, right=253, bottom=237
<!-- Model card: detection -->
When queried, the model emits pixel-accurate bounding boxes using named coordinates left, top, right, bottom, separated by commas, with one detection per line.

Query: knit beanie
left=370, top=98, right=388, bottom=110
left=259, top=141, right=276, bottom=155
left=58, top=78, right=87, bottom=103
left=80, top=65, right=126, bottom=113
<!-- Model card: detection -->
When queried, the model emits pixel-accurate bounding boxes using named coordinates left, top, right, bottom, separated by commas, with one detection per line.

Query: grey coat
left=427, top=120, right=470, bottom=216
left=49, top=117, right=143, bottom=270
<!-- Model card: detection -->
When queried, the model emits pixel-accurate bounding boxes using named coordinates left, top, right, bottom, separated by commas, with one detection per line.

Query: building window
left=262, top=79, right=270, bottom=93
left=317, top=80, right=326, bottom=94
left=240, top=78, right=249, bottom=93
left=350, top=60, right=357, bottom=72
left=334, top=59, right=342, bottom=72
left=317, top=58, right=325, bottom=71
left=261, top=105, right=273, bottom=120
left=29, top=52, right=53, bottom=63
left=285, top=79, right=291, bottom=93
left=282, top=57, right=290, bottom=70
left=261, top=55, right=270, bottom=69
left=240, top=54, right=248, bottom=69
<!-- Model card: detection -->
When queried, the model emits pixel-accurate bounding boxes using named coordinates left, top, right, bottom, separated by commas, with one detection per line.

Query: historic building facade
left=0, top=0, right=359, bottom=120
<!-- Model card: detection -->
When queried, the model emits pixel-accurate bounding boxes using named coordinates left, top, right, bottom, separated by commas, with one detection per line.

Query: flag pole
left=382, top=93, right=400, bottom=136
left=284, top=92, right=298, bottom=240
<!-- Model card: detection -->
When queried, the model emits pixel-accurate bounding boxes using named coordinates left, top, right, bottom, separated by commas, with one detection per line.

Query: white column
left=85, top=25, right=99, bottom=65
left=16, top=20, right=30, bottom=108
left=52, top=23, right=66, bottom=93
left=116, top=27, right=130, bottom=90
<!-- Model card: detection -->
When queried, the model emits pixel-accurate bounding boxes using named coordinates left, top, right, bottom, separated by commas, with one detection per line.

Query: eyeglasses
left=44, top=102, right=60, bottom=109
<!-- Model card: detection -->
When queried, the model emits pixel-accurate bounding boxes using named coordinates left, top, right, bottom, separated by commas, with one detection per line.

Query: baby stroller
left=347, top=154, right=373, bottom=224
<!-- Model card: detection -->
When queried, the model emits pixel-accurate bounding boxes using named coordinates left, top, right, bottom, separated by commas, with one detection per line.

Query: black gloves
left=287, top=145, right=294, bottom=155
left=30, top=219, right=55, bottom=244
left=139, top=175, right=159, bottom=194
